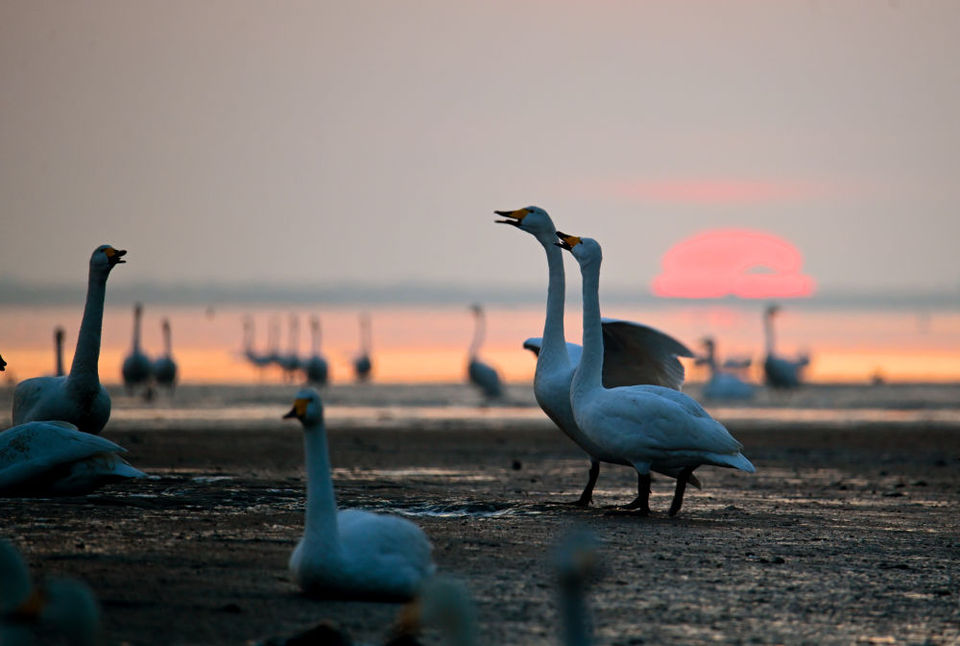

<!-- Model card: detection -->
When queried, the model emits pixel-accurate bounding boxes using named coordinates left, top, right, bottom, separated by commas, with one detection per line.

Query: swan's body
left=0, top=538, right=102, bottom=646
left=284, top=389, right=435, bottom=599
left=561, top=233, right=754, bottom=516
left=698, top=338, right=754, bottom=400
left=121, top=302, right=152, bottom=392
left=763, top=304, right=808, bottom=389
left=303, top=316, right=329, bottom=385
left=12, top=245, right=126, bottom=435
left=466, top=304, right=503, bottom=400
left=0, top=420, right=145, bottom=496
left=153, top=318, right=178, bottom=390
left=353, top=313, right=373, bottom=382
left=497, top=207, right=695, bottom=506
left=53, top=327, right=66, bottom=377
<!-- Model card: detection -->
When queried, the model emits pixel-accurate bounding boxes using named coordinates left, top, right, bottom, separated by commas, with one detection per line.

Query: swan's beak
left=494, top=208, right=528, bottom=227
left=555, top=231, right=581, bottom=250
left=105, top=247, right=127, bottom=265
left=0, top=355, right=5, bottom=371
left=282, top=398, right=308, bottom=420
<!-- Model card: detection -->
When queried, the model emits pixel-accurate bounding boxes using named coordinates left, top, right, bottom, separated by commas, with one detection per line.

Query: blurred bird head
left=283, top=388, right=324, bottom=427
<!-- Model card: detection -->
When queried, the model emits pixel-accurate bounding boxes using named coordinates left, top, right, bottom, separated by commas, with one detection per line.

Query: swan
left=466, top=304, right=503, bottom=400
left=242, top=316, right=274, bottom=374
left=698, top=337, right=754, bottom=400
left=353, top=313, right=373, bottom=382
left=12, top=245, right=126, bottom=434
left=0, top=420, right=145, bottom=496
left=280, top=314, right=303, bottom=382
left=559, top=232, right=755, bottom=516
left=763, top=304, right=809, bottom=389
left=121, top=302, right=152, bottom=393
left=303, top=316, right=330, bottom=385
left=153, top=318, right=178, bottom=391
left=0, top=538, right=102, bottom=646
left=53, top=327, right=66, bottom=377
left=496, top=207, right=696, bottom=506
left=283, top=388, right=435, bottom=599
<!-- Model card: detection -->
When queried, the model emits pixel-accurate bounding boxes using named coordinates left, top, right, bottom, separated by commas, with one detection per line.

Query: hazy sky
left=2, top=1, right=959, bottom=296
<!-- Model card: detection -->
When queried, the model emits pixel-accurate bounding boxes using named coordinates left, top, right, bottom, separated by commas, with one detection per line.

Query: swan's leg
left=668, top=466, right=696, bottom=517
left=574, top=460, right=601, bottom=507
left=622, top=473, right=651, bottom=515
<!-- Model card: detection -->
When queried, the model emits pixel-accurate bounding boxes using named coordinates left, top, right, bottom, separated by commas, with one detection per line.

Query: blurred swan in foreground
left=697, top=337, right=754, bottom=400
left=283, top=389, right=435, bottom=599
left=0, top=539, right=102, bottom=646
left=13, top=245, right=126, bottom=435
left=560, top=232, right=754, bottom=516
left=121, top=302, right=152, bottom=393
left=304, top=316, right=330, bottom=385
left=153, top=318, right=178, bottom=391
left=763, top=304, right=809, bottom=389
left=353, top=313, right=373, bottom=382
left=0, top=420, right=145, bottom=496
left=466, top=304, right=503, bottom=401
left=53, top=327, right=66, bottom=377
left=497, top=207, right=695, bottom=506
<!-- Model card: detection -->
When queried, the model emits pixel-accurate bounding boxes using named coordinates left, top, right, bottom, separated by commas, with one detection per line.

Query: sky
left=2, top=1, right=960, bottom=299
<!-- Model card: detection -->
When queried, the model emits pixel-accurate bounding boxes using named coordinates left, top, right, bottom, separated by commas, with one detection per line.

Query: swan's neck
left=67, top=270, right=106, bottom=387
left=573, top=260, right=604, bottom=393
left=468, top=311, right=485, bottom=359
left=537, top=238, right=571, bottom=373
left=764, top=314, right=775, bottom=356
left=55, top=334, right=65, bottom=377
left=163, top=324, right=172, bottom=356
left=311, top=322, right=321, bottom=354
left=132, top=308, right=143, bottom=352
left=302, top=423, right=341, bottom=555
left=705, top=346, right=718, bottom=376
left=560, top=582, right=591, bottom=646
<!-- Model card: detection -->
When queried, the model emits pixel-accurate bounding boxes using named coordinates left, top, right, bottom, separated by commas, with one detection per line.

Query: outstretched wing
left=600, top=318, right=693, bottom=390
left=522, top=338, right=583, bottom=366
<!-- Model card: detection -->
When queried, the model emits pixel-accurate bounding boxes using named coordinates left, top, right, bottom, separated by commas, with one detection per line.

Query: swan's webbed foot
left=668, top=466, right=696, bottom=517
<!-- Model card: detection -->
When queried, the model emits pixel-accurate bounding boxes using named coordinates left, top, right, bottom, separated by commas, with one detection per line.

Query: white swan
left=559, top=233, right=755, bottom=516
left=496, top=207, right=696, bottom=506
left=698, top=337, right=754, bottom=400
left=763, top=304, right=809, bottom=389
left=303, top=316, right=330, bottom=385
left=53, top=327, right=66, bottom=377
left=353, top=313, right=373, bottom=382
left=0, top=538, right=102, bottom=646
left=121, top=302, right=152, bottom=393
left=0, top=420, right=145, bottom=496
left=12, top=245, right=126, bottom=435
left=466, top=304, right=503, bottom=400
left=153, top=318, right=178, bottom=391
left=283, top=388, right=435, bottom=599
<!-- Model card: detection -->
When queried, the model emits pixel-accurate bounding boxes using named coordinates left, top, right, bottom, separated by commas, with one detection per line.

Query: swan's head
left=283, top=388, right=324, bottom=427
left=555, top=232, right=601, bottom=267
left=765, top=303, right=781, bottom=318
left=90, top=245, right=126, bottom=274
left=494, top=206, right=556, bottom=239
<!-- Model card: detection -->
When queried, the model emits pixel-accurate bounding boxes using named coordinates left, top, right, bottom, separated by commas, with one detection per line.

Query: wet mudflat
left=3, top=389, right=960, bottom=645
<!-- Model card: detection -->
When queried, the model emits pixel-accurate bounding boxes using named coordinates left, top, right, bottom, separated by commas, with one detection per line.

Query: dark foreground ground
left=4, top=418, right=960, bottom=645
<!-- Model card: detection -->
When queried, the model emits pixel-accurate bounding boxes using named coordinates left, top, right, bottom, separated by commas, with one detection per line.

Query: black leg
left=623, top=472, right=651, bottom=515
left=669, top=466, right=696, bottom=517
left=574, top=460, right=600, bottom=507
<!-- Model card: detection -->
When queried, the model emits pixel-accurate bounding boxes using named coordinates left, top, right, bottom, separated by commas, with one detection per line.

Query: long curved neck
left=163, top=322, right=172, bottom=356
left=537, top=237, right=570, bottom=372
left=302, top=422, right=341, bottom=554
left=68, top=269, right=107, bottom=385
left=468, top=311, right=484, bottom=358
left=55, top=332, right=65, bottom=377
left=131, top=307, right=142, bottom=352
left=764, top=314, right=776, bottom=356
left=574, top=260, right=604, bottom=392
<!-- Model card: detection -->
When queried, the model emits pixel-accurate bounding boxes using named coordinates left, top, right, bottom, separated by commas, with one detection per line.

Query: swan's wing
left=522, top=338, right=584, bottom=365
left=11, top=377, right=62, bottom=425
left=0, top=422, right=126, bottom=491
left=600, top=319, right=693, bottom=390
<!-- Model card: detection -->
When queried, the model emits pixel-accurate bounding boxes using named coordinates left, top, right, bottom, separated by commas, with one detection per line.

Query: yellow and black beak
left=283, top=398, right=308, bottom=420
left=105, top=247, right=127, bottom=266
left=494, top=208, right=529, bottom=227
left=555, top=231, right=582, bottom=251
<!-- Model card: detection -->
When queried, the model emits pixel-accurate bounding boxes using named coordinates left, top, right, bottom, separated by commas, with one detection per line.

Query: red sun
left=651, top=229, right=815, bottom=299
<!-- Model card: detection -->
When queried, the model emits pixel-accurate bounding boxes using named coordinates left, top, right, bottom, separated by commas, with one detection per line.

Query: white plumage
left=497, top=207, right=695, bottom=506
left=283, top=389, right=435, bottom=599
left=13, top=245, right=126, bottom=435
left=698, top=337, right=755, bottom=400
left=0, top=421, right=144, bottom=496
left=560, top=233, right=754, bottom=516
